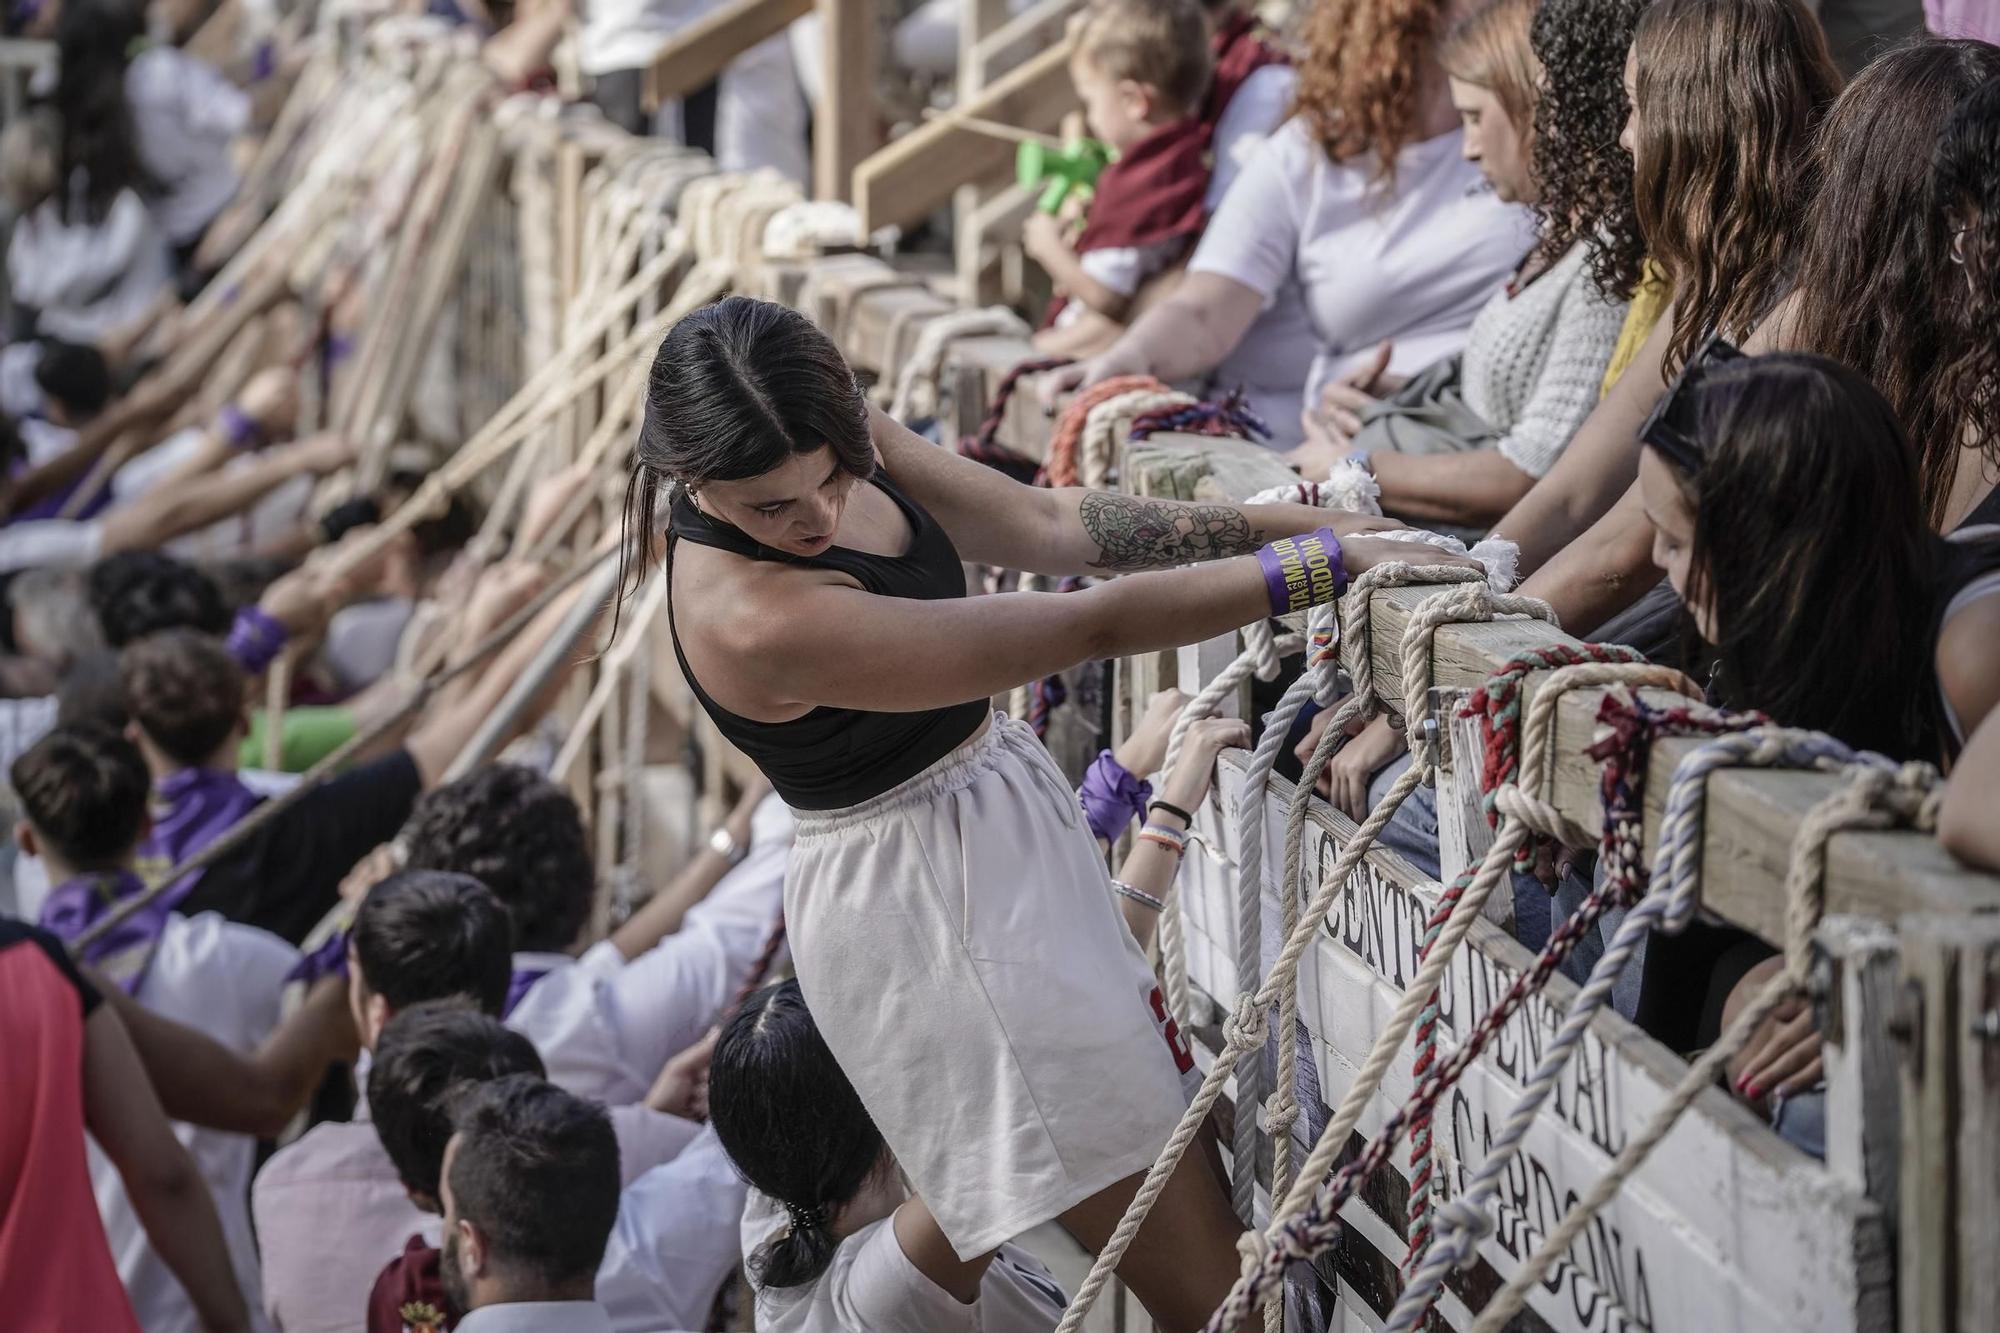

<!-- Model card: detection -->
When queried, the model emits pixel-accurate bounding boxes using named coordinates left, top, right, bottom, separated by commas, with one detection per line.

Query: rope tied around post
left=1457, top=723, right=1940, bottom=1332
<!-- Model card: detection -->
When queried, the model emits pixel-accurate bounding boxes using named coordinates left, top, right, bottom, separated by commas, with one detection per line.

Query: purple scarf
left=134, top=768, right=265, bottom=910
left=38, top=869, right=167, bottom=994
left=503, top=966, right=553, bottom=1017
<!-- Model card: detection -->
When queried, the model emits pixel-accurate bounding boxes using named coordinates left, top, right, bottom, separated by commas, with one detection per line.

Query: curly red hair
left=1292, top=0, right=1451, bottom=178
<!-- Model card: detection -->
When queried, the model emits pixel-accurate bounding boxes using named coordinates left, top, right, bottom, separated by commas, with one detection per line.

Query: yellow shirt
left=1600, top=260, right=1669, bottom=398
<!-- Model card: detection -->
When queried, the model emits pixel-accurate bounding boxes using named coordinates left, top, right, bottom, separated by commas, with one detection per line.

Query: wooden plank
left=942, top=333, right=1049, bottom=457
left=1817, top=917, right=1901, bottom=1227
left=815, top=0, right=877, bottom=202
left=968, top=0, right=1085, bottom=85
left=1178, top=754, right=1891, bottom=1333
left=643, top=0, right=815, bottom=108
left=1367, top=583, right=2000, bottom=943
left=843, top=285, right=957, bottom=376
left=1954, top=917, right=2000, bottom=1331
left=853, top=38, right=1079, bottom=231
left=1898, top=917, right=1961, bottom=1333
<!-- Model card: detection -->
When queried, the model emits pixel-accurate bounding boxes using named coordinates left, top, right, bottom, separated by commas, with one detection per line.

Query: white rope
left=1078, top=388, right=1196, bottom=489
left=764, top=201, right=864, bottom=259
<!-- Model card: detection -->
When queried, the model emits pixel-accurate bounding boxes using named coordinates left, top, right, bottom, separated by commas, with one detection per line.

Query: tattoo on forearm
left=1080, top=492, right=1261, bottom=571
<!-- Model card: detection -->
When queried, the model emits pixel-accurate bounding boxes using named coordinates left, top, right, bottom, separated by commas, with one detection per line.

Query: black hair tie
left=784, top=1200, right=827, bottom=1233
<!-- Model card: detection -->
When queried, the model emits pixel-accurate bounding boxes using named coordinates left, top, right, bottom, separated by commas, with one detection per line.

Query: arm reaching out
left=81, top=1004, right=254, bottom=1333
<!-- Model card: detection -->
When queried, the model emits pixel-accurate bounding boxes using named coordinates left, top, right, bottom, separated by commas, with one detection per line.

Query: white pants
left=788, top=713, right=1189, bottom=1258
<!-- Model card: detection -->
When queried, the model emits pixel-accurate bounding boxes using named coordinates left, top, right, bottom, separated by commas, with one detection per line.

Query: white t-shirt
left=1190, top=117, right=1536, bottom=413
left=507, top=796, right=793, bottom=1105
left=1053, top=241, right=1184, bottom=330
left=579, top=0, right=713, bottom=76
left=1207, top=64, right=1296, bottom=209
left=1201, top=64, right=1314, bottom=448
left=598, top=1128, right=749, bottom=1332
left=740, top=1191, right=1067, bottom=1333
left=6, top=185, right=173, bottom=344
left=127, top=46, right=251, bottom=245
left=88, top=911, right=298, bottom=1333
left=0, top=517, right=105, bottom=573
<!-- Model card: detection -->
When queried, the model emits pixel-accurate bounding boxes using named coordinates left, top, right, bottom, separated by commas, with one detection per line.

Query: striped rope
left=1126, top=388, right=1272, bottom=444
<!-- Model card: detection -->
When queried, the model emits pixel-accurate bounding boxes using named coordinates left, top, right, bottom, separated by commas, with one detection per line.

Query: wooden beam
left=643, top=0, right=814, bottom=110
left=853, top=37, right=1078, bottom=231
left=967, top=0, right=1083, bottom=86
left=815, top=0, right=878, bottom=202
left=940, top=333, right=1053, bottom=458
left=1364, top=584, right=2000, bottom=942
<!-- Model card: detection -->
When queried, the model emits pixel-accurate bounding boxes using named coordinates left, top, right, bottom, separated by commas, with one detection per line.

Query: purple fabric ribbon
left=38, top=870, right=167, bottom=995
left=218, top=403, right=265, bottom=451
left=1255, top=527, right=1343, bottom=616
left=287, top=925, right=351, bottom=987
left=227, top=604, right=291, bottom=675
left=134, top=768, right=265, bottom=910
left=502, top=967, right=552, bottom=1017
left=1078, top=749, right=1152, bottom=844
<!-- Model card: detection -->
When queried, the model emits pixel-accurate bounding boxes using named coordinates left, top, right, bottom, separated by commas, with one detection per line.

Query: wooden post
left=954, top=0, right=1012, bottom=304
left=1896, top=914, right=2000, bottom=1331
left=1818, top=917, right=1902, bottom=1228
left=813, top=0, right=877, bottom=202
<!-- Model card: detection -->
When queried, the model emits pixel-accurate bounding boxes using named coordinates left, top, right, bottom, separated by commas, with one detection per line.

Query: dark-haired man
left=12, top=721, right=297, bottom=1333
left=251, top=879, right=701, bottom=1333
left=439, top=1076, right=624, bottom=1332
left=400, top=764, right=792, bottom=1106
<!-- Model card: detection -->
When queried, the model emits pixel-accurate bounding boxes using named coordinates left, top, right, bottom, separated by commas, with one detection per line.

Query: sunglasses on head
left=1638, top=334, right=1744, bottom=474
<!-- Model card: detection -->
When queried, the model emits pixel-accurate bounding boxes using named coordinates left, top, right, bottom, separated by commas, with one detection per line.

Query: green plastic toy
left=1017, top=139, right=1114, bottom=214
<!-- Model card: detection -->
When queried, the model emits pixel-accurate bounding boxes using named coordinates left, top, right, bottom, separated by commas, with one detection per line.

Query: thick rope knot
left=1490, top=783, right=1589, bottom=846
left=1435, top=1196, right=1496, bottom=1250
left=1392, top=580, right=1557, bottom=773
left=1224, top=995, right=1270, bottom=1053
left=1235, top=1229, right=1272, bottom=1280
left=1263, top=1090, right=1300, bottom=1141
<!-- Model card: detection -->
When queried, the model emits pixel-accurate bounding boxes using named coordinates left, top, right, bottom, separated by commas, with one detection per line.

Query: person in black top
left=630, top=295, right=1471, bottom=1330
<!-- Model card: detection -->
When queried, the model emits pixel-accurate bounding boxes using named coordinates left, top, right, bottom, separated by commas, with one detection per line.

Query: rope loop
left=1235, top=1229, right=1272, bottom=1280
left=1224, top=993, right=1270, bottom=1053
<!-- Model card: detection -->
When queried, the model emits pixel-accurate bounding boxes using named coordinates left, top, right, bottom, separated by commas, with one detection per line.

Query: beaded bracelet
left=1137, top=824, right=1187, bottom=857
left=1111, top=880, right=1166, bottom=913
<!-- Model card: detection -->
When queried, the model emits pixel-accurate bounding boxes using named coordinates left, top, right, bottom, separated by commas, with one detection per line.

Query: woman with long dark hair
left=1638, top=351, right=2000, bottom=763
left=1633, top=350, right=2000, bottom=1142
left=712, top=980, right=1069, bottom=1331
left=632, top=294, right=1467, bottom=1330
left=1931, top=73, right=2000, bottom=529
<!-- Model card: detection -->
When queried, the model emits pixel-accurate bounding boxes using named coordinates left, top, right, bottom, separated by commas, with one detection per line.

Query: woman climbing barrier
left=625, top=294, right=1474, bottom=1332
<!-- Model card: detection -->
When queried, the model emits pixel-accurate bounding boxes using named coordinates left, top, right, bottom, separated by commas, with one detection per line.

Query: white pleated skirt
left=788, top=712, right=1190, bottom=1259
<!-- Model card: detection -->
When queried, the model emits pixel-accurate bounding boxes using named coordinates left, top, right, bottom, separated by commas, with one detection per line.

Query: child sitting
left=1026, top=0, right=1215, bottom=358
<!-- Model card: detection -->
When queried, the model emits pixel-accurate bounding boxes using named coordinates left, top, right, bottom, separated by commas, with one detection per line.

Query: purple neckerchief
left=227, top=604, right=291, bottom=674
left=9, top=471, right=113, bottom=523
left=502, top=966, right=554, bottom=1017
left=38, top=869, right=167, bottom=995
left=1077, top=749, right=1152, bottom=844
left=134, top=768, right=266, bottom=910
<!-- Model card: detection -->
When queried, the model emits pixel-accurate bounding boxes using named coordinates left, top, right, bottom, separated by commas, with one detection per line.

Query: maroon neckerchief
left=1202, top=9, right=1290, bottom=128
left=366, top=1235, right=456, bottom=1333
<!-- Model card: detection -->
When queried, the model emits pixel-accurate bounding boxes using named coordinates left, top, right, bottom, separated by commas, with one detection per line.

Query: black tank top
left=665, top=473, right=989, bottom=810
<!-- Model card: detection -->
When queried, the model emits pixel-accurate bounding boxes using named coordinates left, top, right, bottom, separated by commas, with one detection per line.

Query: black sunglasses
left=1638, top=334, right=1744, bottom=474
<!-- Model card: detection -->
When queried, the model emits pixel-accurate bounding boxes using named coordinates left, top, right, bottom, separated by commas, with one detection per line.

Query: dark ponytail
left=53, top=0, right=155, bottom=225
left=709, top=979, right=887, bottom=1290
